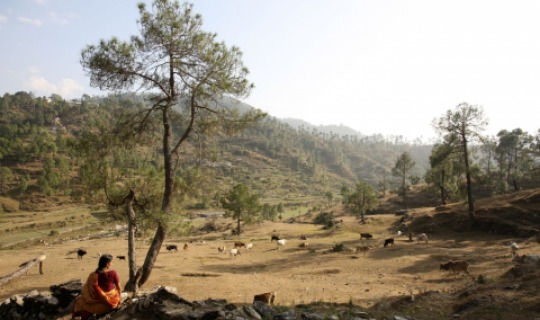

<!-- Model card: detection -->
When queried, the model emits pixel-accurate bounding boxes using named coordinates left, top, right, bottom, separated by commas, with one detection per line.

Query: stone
left=300, top=312, right=324, bottom=320
left=46, top=296, right=59, bottom=306
left=352, top=311, right=370, bottom=319
left=26, top=290, right=39, bottom=298
left=201, top=310, right=226, bottom=320
left=252, top=301, right=275, bottom=318
left=10, top=295, right=24, bottom=307
left=273, top=309, right=296, bottom=320
left=242, top=305, right=262, bottom=320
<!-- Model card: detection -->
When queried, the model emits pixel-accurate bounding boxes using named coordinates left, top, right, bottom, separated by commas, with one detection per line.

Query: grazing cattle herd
left=60, top=215, right=538, bottom=307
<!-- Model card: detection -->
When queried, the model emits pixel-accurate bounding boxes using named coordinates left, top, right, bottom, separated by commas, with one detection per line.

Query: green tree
left=0, top=166, right=14, bottom=192
left=348, top=180, right=378, bottom=224
left=433, top=102, right=487, bottom=219
left=425, top=139, right=462, bottom=205
left=277, top=203, right=284, bottom=214
left=220, top=184, right=261, bottom=235
left=0, top=93, right=11, bottom=118
left=19, top=174, right=30, bottom=194
left=392, top=152, right=415, bottom=209
left=340, top=185, right=351, bottom=205
left=495, top=128, right=533, bottom=191
left=325, top=191, right=333, bottom=207
left=80, top=0, right=264, bottom=291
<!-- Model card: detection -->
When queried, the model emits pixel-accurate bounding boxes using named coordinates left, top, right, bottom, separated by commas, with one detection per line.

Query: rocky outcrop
left=1, top=280, right=423, bottom=320
left=0, top=279, right=81, bottom=320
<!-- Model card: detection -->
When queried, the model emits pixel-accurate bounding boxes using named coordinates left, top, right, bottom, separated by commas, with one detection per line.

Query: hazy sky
left=1, top=0, right=539, bottom=141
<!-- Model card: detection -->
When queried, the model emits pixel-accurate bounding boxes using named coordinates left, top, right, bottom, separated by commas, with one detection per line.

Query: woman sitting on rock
left=72, top=254, right=121, bottom=320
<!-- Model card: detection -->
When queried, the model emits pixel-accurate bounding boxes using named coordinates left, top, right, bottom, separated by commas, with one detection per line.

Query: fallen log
left=0, top=254, right=46, bottom=287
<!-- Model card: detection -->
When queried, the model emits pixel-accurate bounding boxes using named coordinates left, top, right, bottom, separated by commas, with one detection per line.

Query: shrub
left=476, top=274, right=487, bottom=284
left=314, top=212, right=334, bottom=225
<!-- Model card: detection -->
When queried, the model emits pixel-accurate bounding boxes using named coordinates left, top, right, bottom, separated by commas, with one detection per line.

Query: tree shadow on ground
left=200, top=250, right=350, bottom=275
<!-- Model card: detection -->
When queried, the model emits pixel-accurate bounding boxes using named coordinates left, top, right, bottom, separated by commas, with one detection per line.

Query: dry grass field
left=1, top=195, right=540, bottom=319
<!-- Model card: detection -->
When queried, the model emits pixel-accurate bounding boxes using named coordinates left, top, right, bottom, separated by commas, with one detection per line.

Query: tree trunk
left=402, top=171, right=407, bottom=209
left=360, top=212, right=365, bottom=224
left=236, top=217, right=242, bottom=235
left=462, top=135, right=476, bottom=219
left=439, top=170, right=447, bottom=205
left=360, top=192, right=366, bottom=224
left=439, top=185, right=446, bottom=205
left=132, top=105, right=174, bottom=289
left=123, top=189, right=138, bottom=293
left=0, top=255, right=46, bottom=287
left=134, top=223, right=166, bottom=288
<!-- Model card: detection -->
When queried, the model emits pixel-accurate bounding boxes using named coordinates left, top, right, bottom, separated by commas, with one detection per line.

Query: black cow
left=77, top=249, right=87, bottom=260
left=166, top=245, right=178, bottom=252
left=117, top=255, right=126, bottom=261
left=384, top=238, right=395, bottom=247
left=360, top=233, right=373, bottom=240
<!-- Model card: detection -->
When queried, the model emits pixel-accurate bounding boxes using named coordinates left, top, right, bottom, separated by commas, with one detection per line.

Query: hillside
left=406, top=188, right=540, bottom=237
left=0, top=91, right=431, bottom=212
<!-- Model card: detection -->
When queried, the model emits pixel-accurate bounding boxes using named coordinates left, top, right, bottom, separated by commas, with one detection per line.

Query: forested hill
left=0, top=91, right=431, bottom=210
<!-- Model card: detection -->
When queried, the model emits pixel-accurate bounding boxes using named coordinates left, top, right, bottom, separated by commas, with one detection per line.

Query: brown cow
left=355, top=246, right=370, bottom=255
left=360, top=233, right=373, bottom=240
left=234, top=241, right=246, bottom=249
left=253, top=292, right=276, bottom=305
left=298, top=242, right=309, bottom=250
left=440, top=260, right=470, bottom=275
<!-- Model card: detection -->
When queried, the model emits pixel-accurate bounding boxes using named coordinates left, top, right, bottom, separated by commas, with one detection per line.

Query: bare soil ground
left=0, top=218, right=537, bottom=319
left=1, top=189, right=540, bottom=319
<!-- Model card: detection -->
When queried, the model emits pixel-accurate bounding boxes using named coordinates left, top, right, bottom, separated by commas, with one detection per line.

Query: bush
left=199, top=221, right=217, bottom=233
left=49, top=230, right=59, bottom=236
left=476, top=274, right=487, bottom=284
left=313, top=212, right=334, bottom=225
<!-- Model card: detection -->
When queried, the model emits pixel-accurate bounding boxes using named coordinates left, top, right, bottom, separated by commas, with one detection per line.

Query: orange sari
left=73, top=271, right=121, bottom=317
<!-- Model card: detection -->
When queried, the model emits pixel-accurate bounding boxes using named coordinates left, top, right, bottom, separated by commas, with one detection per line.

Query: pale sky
left=1, top=0, right=539, bottom=141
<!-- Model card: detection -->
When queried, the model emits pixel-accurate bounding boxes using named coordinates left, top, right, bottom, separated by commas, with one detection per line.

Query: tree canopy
left=80, top=0, right=264, bottom=291
left=392, top=152, right=416, bottom=209
left=220, top=184, right=261, bottom=235
left=347, top=180, right=378, bottom=224
left=433, top=102, right=487, bottom=219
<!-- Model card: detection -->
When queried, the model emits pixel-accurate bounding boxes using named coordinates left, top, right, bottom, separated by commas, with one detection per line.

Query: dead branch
left=0, top=255, right=46, bottom=287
